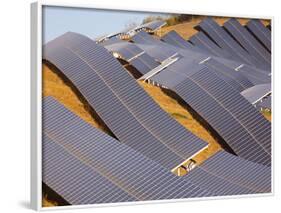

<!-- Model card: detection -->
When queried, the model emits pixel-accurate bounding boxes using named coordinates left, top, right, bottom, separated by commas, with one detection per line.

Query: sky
left=42, top=6, right=167, bottom=44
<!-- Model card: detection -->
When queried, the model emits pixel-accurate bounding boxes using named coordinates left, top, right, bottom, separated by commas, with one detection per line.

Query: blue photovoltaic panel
left=196, top=18, right=264, bottom=68
left=211, top=57, right=271, bottom=85
left=241, top=84, right=271, bottom=104
left=161, top=31, right=195, bottom=49
left=237, top=65, right=271, bottom=85
left=131, top=31, right=163, bottom=45
left=57, top=32, right=208, bottom=162
left=43, top=32, right=208, bottom=170
left=185, top=167, right=254, bottom=196
left=104, top=41, right=159, bottom=74
left=203, top=58, right=254, bottom=92
left=135, top=43, right=179, bottom=62
left=150, top=66, right=271, bottom=166
left=44, top=41, right=183, bottom=170
left=43, top=134, right=136, bottom=205
left=189, top=31, right=233, bottom=58
left=223, top=19, right=271, bottom=70
left=97, top=36, right=123, bottom=46
left=44, top=36, right=183, bottom=169
left=185, top=150, right=271, bottom=195
left=105, top=42, right=138, bottom=59
left=129, top=55, right=160, bottom=75
left=195, top=151, right=271, bottom=193
left=136, top=20, right=166, bottom=32
left=246, top=20, right=271, bottom=52
left=43, top=97, right=213, bottom=201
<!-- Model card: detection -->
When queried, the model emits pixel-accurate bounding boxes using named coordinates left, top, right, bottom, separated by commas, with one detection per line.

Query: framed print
left=31, top=1, right=273, bottom=210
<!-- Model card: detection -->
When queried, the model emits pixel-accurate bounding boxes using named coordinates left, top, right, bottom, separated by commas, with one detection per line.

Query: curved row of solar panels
left=43, top=97, right=271, bottom=205
left=43, top=97, right=212, bottom=204
left=150, top=64, right=271, bottom=166
left=43, top=32, right=209, bottom=170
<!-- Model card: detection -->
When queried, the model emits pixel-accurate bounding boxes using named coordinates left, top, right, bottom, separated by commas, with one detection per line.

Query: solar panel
left=246, top=20, right=271, bottom=52
left=104, top=41, right=160, bottom=74
left=202, top=58, right=254, bottom=92
left=189, top=31, right=233, bottom=58
left=135, top=20, right=166, bottom=32
left=256, top=97, right=271, bottom=110
left=241, top=84, right=271, bottom=104
left=131, top=31, right=163, bottom=44
left=223, top=18, right=271, bottom=70
left=185, top=166, right=254, bottom=196
left=150, top=66, right=271, bottom=166
left=57, top=32, right=208, bottom=160
left=44, top=37, right=183, bottom=170
left=236, top=65, right=271, bottom=85
left=210, top=57, right=271, bottom=85
left=43, top=97, right=213, bottom=201
left=196, top=18, right=264, bottom=68
left=43, top=32, right=208, bottom=170
left=105, top=42, right=139, bottom=59
left=96, top=36, right=123, bottom=46
left=43, top=134, right=136, bottom=205
left=185, top=150, right=271, bottom=195
left=195, top=151, right=271, bottom=193
left=161, top=30, right=195, bottom=49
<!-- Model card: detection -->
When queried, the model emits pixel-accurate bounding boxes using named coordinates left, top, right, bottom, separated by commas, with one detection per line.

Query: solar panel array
left=43, top=134, right=136, bottom=205
left=246, top=19, right=271, bottom=52
left=223, top=18, right=271, bottom=70
left=43, top=97, right=212, bottom=203
left=202, top=58, right=254, bottom=92
left=196, top=18, right=263, bottom=68
left=43, top=32, right=208, bottom=170
left=104, top=41, right=160, bottom=74
left=151, top=66, right=271, bottom=166
left=135, top=20, right=166, bottom=32
left=95, top=20, right=167, bottom=43
left=189, top=31, right=233, bottom=58
left=161, top=30, right=195, bottom=49
left=186, top=151, right=271, bottom=195
left=42, top=17, right=272, bottom=205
